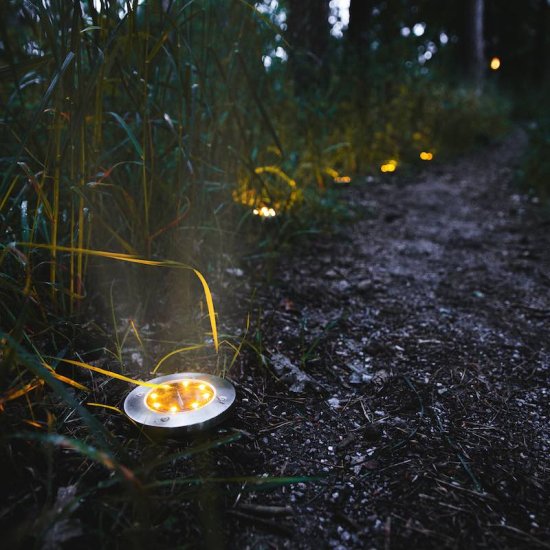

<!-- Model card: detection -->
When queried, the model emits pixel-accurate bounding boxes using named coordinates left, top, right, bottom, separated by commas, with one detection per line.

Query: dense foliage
left=0, top=1, right=512, bottom=327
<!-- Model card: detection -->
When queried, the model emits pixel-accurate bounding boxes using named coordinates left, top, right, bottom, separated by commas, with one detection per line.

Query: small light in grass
left=420, top=151, right=434, bottom=161
left=490, top=57, right=501, bottom=70
left=334, top=176, right=351, bottom=184
left=124, top=373, right=236, bottom=433
left=253, top=206, right=277, bottom=218
left=380, top=160, right=398, bottom=173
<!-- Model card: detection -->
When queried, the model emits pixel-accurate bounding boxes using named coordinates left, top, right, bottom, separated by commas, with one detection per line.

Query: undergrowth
left=519, top=117, right=550, bottom=205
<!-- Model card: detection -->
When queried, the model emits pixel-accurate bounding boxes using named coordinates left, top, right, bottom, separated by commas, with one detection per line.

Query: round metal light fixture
left=124, top=372, right=236, bottom=433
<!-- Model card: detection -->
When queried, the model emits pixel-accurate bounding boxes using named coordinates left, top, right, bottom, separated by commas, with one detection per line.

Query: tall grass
left=0, top=5, right=269, bottom=543
left=1, top=1, right=271, bottom=379
left=2, top=1, right=265, bottom=304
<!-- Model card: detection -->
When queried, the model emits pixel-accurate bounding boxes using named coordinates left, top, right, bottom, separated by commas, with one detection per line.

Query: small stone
left=328, top=397, right=341, bottom=409
left=225, top=267, right=244, bottom=277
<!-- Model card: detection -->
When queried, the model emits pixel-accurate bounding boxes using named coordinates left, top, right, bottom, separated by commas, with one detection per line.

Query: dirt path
left=227, top=130, right=550, bottom=549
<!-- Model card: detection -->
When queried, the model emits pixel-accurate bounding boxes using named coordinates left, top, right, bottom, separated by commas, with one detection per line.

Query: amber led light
left=124, top=372, right=236, bottom=432
left=145, top=379, right=215, bottom=413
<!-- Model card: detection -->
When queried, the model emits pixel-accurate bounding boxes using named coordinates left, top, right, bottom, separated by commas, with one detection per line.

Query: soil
left=224, top=129, right=550, bottom=549
left=3, top=130, right=549, bottom=550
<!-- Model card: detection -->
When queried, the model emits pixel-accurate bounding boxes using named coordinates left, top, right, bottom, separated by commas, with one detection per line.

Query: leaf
left=152, top=343, right=207, bottom=374
left=108, top=112, right=144, bottom=160
left=1, top=333, right=114, bottom=451
left=15, top=243, right=219, bottom=353
left=11, top=432, right=138, bottom=486
left=49, top=358, right=161, bottom=388
left=2, top=51, right=75, bottom=186
left=144, top=474, right=323, bottom=490
left=193, top=269, right=219, bottom=352
left=0, top=378, right=44, bottom=407
left=138, top=431, right=241, bottom=473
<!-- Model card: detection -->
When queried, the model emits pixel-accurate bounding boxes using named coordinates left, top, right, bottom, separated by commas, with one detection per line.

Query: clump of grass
left=0, top=3, right=262, bottom=542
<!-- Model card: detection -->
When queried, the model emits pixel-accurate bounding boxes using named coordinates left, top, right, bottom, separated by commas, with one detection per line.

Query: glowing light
left=380, top=160, right=398, bottom=173
left=334, top=176, right=351, bottom=184
left=253, top=206, right=277, bottom=218
left=329, top=0, right=350, bottom=38
left=490, top=57, right=501, bottom=70
left=413, top=23, right=426, bottom=37
left=124, top=373, right=236, bottom=432
left=233, top=164, right=301, bottom=215
left=420, top=151, right=434, bottom=161
left=145, top=379, right=215, bottom=413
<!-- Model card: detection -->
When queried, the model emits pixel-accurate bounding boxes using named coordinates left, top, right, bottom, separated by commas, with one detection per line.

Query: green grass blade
left=1, top=332, right=115, bottom=452
left=108, top=111, right=144, bottom=160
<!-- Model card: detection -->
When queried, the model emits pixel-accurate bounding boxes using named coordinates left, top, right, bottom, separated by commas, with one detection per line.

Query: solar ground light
left=124, top=372, right=236, bottom=433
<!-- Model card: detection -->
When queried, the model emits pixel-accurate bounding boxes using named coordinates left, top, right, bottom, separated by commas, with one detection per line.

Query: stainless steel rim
left=123, top=372, right=236, bottom=432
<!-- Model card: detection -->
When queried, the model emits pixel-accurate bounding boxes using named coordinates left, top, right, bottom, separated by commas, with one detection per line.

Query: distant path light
left=490, top=57, right=501, bottom=70
left=253, top=206, right=277, bottom=218
left=381, top=160, right=398, bottom=173
left=124, top=372, right=236, bottom=433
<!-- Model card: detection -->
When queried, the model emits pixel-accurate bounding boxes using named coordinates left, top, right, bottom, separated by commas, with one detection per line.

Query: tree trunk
left=286, top=0, right=330, bottom=92
left=532, top=0, right=548, bottom=84
left=468, top=0, right=485, bottom=89
left=347, top=0, right=373, bottom=52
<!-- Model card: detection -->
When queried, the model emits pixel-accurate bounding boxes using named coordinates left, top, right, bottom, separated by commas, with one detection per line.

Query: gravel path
left=227, top=130, right=550, bottom=549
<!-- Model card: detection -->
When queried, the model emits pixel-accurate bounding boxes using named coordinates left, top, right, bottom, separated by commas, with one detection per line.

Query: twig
left=384, top=516, right=392, bottom=550
left=238, top=503, right=293, bottom=516
left=258, top=419, right=301, bottom=434
left=488, top=524, right=550, bottom=549
left=434, top=478, right=496, bottom=501
left=227, top=510, right=293, bottom=537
